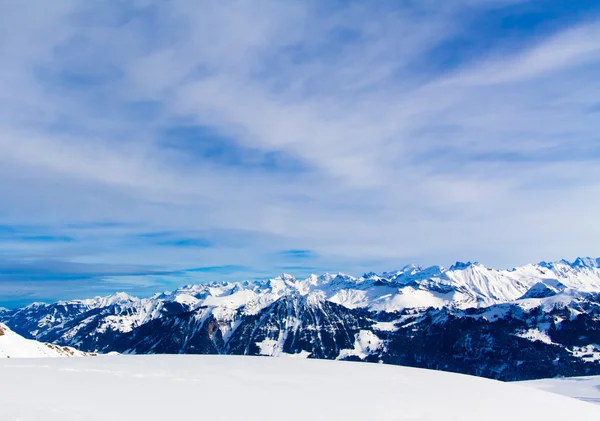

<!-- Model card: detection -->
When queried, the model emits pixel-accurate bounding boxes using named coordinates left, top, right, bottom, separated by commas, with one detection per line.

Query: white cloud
left=0, top=0, right=599, bottom=282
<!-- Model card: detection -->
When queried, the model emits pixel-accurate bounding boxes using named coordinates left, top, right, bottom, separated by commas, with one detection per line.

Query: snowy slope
left=0, top=323, right=92, bottom=358
left=521, top=375, right=600, bottom=405
left=0, top=355, right=598, bottom=420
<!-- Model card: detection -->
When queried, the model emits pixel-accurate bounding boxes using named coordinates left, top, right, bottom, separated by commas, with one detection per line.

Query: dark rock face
left=2, top=292, right=600, bottom=381
left=377, top=306, right=600, bottom=381
left=226, top=296, right=369, bottom=359
left=117, top=312, right=225, bottom=355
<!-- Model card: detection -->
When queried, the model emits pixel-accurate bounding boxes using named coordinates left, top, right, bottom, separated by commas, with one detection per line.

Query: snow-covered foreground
left=522, top=376, right=600, bottom=405
left=0, top=323, right=91, bottom=358
left=0, top=356, right=598, bottom=420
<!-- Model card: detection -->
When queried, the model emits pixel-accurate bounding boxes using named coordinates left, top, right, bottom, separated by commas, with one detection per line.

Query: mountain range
left=1, top=257, right=600, bottom=380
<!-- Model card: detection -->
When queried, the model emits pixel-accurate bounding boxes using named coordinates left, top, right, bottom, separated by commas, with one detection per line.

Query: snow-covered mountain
left=1, top=257, right=600, bottom=379
left=1, top=355, right=599, bottom=420
left=0, top=323, right=93, bottom=358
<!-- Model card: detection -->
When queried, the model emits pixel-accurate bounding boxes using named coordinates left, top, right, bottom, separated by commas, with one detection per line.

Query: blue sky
left=1, top=0, right=600, bottom=307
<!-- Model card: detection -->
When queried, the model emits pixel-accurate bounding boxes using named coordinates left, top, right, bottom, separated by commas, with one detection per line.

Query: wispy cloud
left=0, top=257, right=180, bottom=307
left=0, top=0, right=599, bottom=303
left=279, top=250, right=318, bottom=260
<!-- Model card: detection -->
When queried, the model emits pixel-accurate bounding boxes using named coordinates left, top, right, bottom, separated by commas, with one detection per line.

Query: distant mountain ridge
left=1, top=257, right=600, bottom=380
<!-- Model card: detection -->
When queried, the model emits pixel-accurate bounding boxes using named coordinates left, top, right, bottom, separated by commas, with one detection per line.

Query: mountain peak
left=571, top=257, right=600, bottom=268
left=449, top=261, right=478, bottom=271
left=519, top=282, right=559, bottom=300
left=95, top=292, right=139, bottom=307
left=539, top=257, right=600, bottom=270
left=23, top=302, right=48, bottom=309
left=274, top=273, right=296, bottom=282
left=400, top=264, right=420, bottom=272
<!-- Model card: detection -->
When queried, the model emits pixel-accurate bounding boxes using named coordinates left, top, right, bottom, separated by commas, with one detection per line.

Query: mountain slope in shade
left=0, top=323, right=93, bottom=358
left=521, top=375, right=600, bottom=405
left=0, top=355, right=598, bottom=420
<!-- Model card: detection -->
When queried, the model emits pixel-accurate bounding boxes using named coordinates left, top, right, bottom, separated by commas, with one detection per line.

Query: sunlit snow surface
left=522, top=376, right=600, bottom=406
left=0, top=356, right=599, bottom=420
left=0, top=323, right=90, bottom=358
